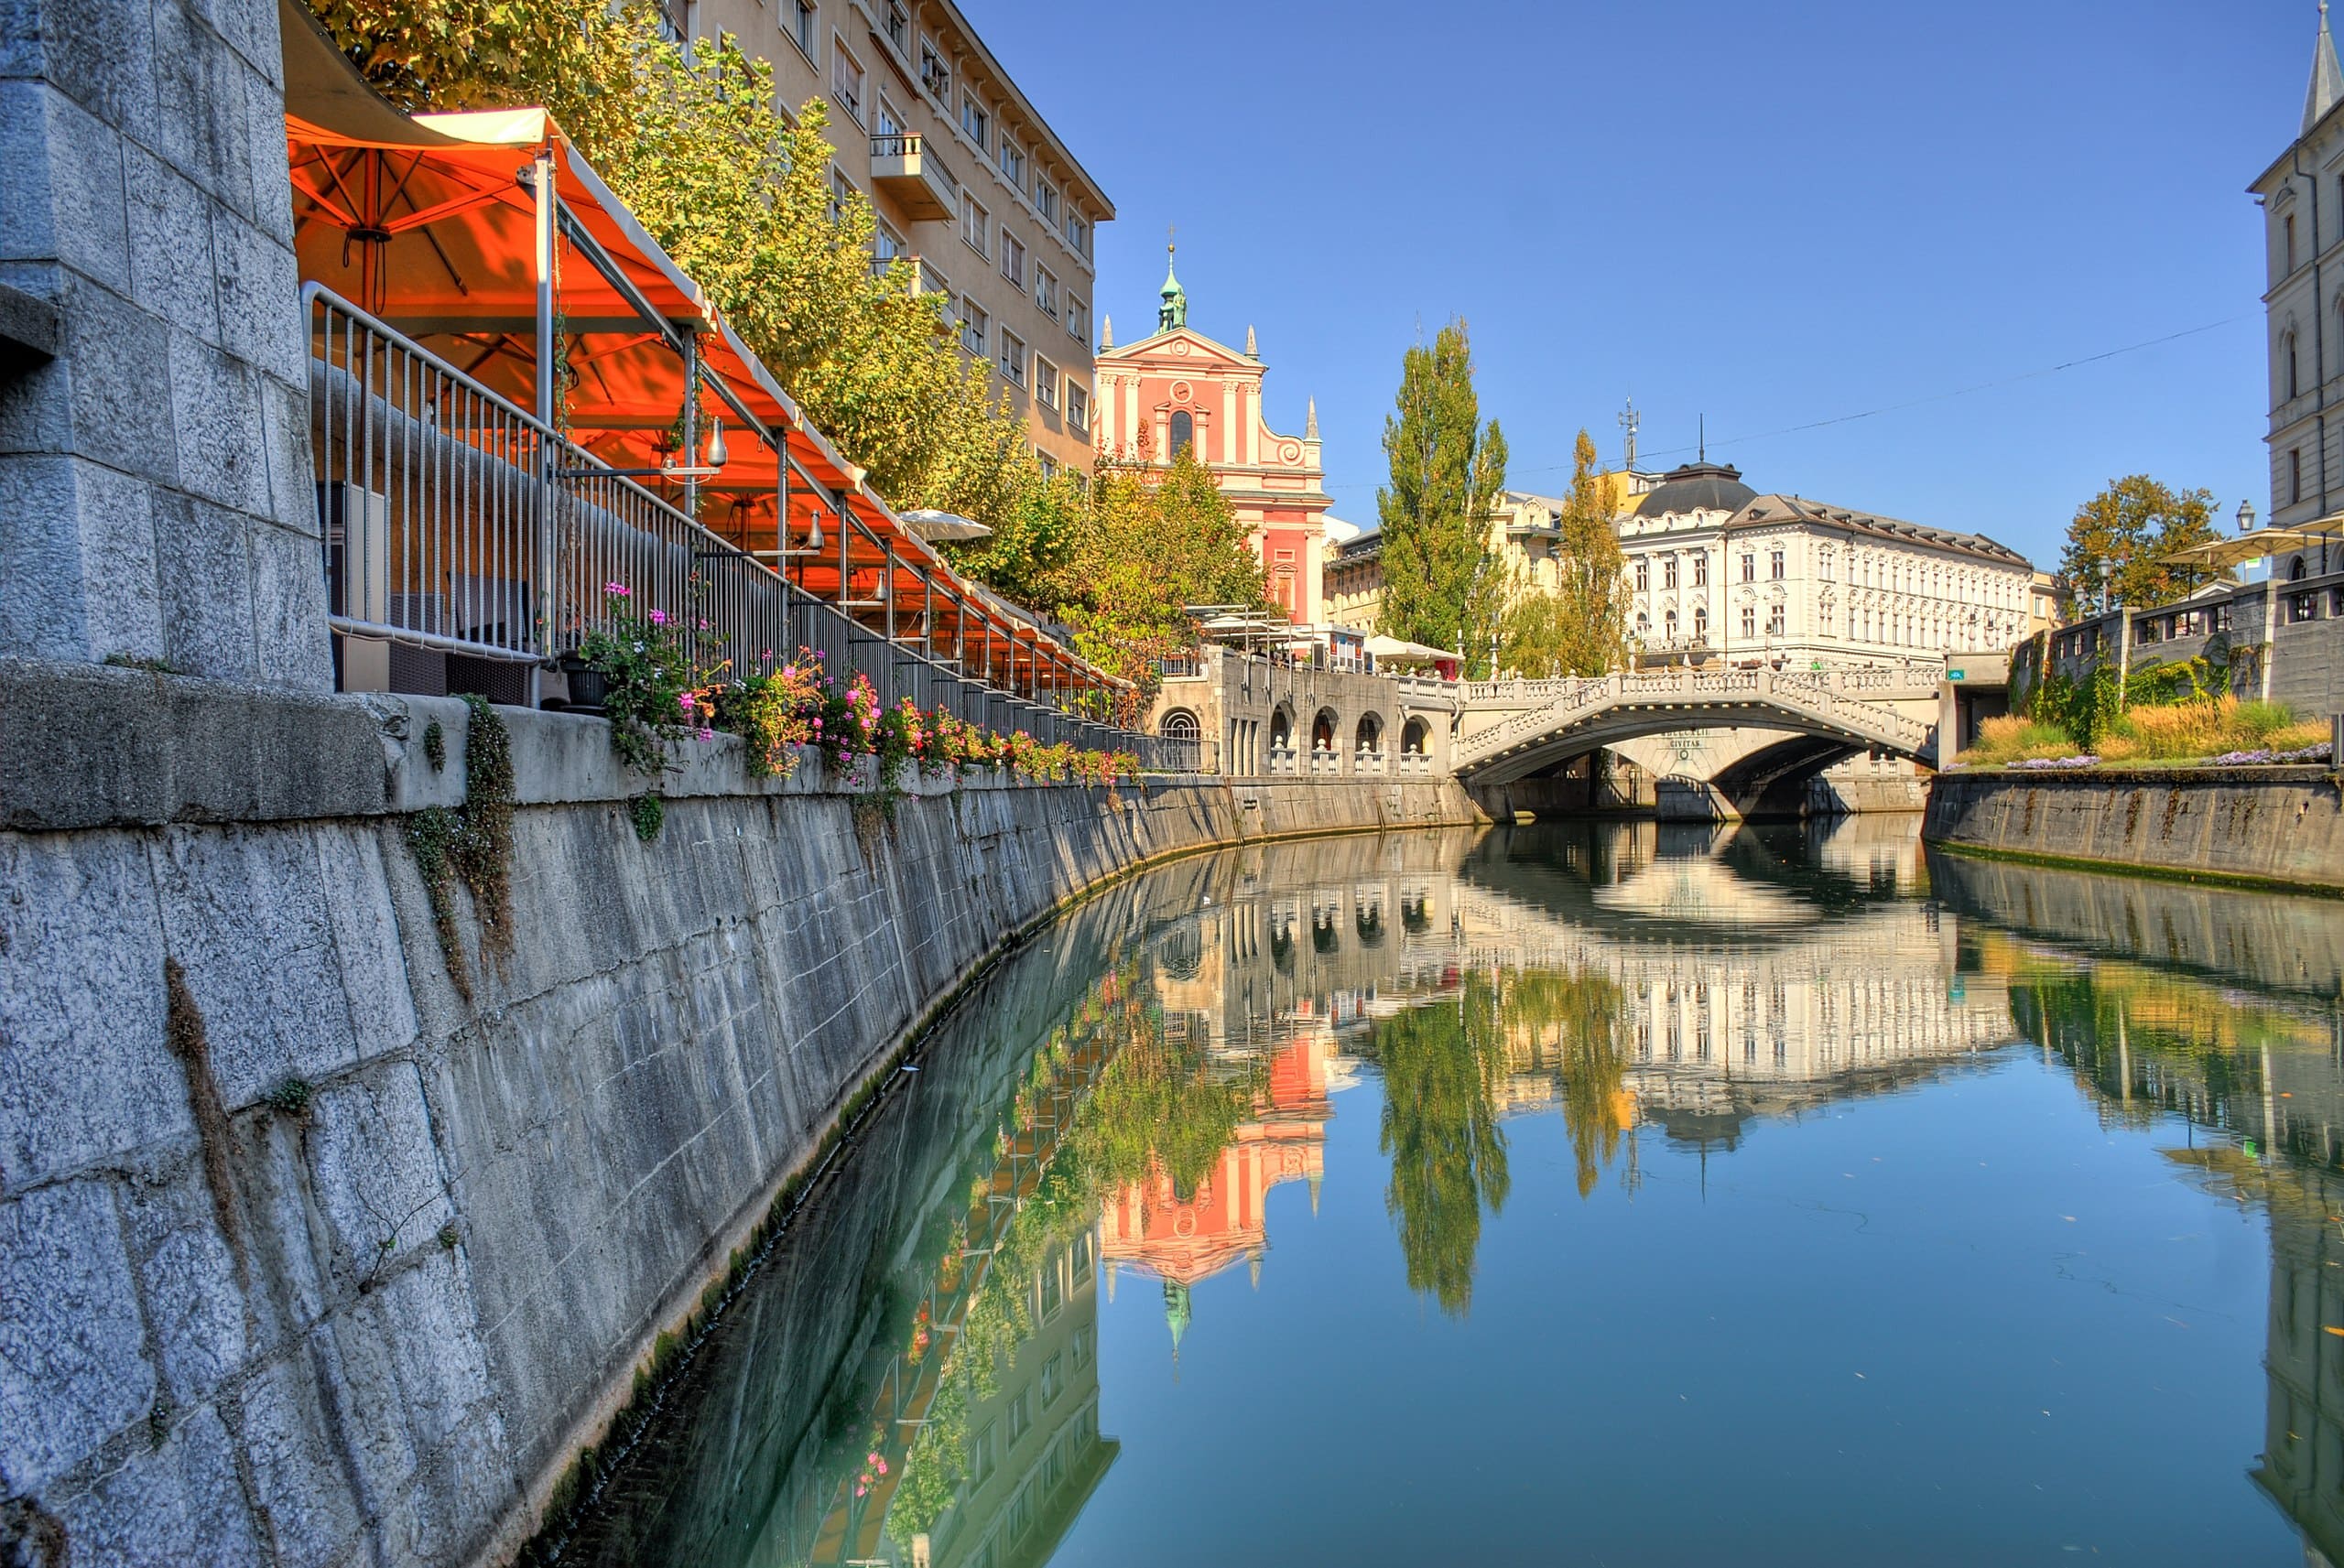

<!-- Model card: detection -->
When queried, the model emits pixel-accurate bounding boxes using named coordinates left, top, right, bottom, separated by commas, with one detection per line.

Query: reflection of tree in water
left=1068, top=1005, right=1262, bottom=1200
left=1503, top=967, right=1631, bottom=1198
left=1364, top=978, right=1513, bottom=1316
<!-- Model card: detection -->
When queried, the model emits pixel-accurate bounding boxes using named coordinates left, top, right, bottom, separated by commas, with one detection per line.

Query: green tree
left=1365, top=978, right=1511, bottom=1316
left=1376, top=319, right=1509, bottom=674
left=1501, top=429, right=1627, bottom=676
left=2056, top=476, right=2219, bottom=615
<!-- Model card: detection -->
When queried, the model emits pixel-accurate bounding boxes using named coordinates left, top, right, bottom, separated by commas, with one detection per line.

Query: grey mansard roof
left=1632, top=461, right=1757, bottom=518
left=1728, top=493, right=2032, bottom=570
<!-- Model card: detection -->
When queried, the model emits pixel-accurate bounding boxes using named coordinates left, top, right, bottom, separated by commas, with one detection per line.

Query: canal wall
left=1923, top=766, right=2344, bottom=894
left=0, top=657, right=1478, bottom=1568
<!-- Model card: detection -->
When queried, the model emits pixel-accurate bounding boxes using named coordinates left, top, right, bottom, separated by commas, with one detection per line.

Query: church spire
left=1100, top=313, right=1113, bottom=351
left=1244, top=323, right=1257, bottom=357
left=1305, top=396, right=1318, bottom=440
left=1158, top=232, right=1188, bottom=333
left=2310, top=0, right=2343, bottom=134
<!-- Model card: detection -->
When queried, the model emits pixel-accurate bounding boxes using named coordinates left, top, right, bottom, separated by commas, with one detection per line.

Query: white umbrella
left=897, top=509, right=994, bottom=543
left=1364, top=633, right=1456, bottom=663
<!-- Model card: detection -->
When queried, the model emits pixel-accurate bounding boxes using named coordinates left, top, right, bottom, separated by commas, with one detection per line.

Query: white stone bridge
left=1453, top=665, right=1943, bottom=794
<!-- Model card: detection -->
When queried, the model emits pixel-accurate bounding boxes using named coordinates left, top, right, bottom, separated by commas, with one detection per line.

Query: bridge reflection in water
left=542, top=822, right=2344, bottom=1568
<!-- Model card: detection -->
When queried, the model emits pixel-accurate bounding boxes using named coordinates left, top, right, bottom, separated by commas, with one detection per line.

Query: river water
left=541, top=818, right=2344, bottom=1567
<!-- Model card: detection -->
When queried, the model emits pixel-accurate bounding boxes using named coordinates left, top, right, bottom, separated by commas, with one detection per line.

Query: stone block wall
left=0, top=660, right=1476, bottom=1568
left=0, top=0, right=328, bottom=687
left=1924, top=765, right=2344, bottom=892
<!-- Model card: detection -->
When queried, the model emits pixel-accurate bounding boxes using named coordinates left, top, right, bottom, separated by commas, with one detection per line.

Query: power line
left=1320, top=311, right=2256, bottom=489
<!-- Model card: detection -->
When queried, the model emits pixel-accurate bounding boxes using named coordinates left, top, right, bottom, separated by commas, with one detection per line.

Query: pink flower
left=604, top=581, right=630, bottom=597
left=855, top=1485, right=867, bottom=1498
left=648, top=609, right=668, bottom=627
left=697, top=726, right=713, bottom=742
left=876, top=1458, right=888, bottom=1475
left=678, top=692, right=695, bottom=712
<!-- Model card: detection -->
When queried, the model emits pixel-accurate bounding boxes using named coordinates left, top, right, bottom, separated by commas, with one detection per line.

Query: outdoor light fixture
left=2238, top=497, right=2257, bottom=535
left=556, top=416, right=730, bottom=481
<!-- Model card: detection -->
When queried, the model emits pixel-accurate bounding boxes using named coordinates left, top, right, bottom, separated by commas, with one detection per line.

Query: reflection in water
left=549, top=820, right=2344, bottom=1567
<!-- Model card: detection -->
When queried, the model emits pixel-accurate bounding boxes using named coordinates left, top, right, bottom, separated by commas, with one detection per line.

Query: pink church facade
left=1091, top=257, right=1334, bottom=625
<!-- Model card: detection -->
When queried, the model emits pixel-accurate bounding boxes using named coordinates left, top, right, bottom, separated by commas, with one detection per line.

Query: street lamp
left=2237, top=497, right=2257, bottom=535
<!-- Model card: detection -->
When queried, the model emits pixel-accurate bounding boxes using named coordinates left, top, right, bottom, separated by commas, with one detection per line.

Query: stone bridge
left=1454, top=665, right=1941, bottom=789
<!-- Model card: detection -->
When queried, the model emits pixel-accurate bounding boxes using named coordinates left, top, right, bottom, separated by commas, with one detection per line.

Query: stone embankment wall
left=1923, top=766, right=2344, bottom=893
left=0, top=658, right=1476, bottom=1568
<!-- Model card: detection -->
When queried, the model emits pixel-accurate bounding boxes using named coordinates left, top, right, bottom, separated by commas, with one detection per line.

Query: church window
left=1634, top=559, right=1649, bottom=592
left=1170, top=409, right=1194, bottom=457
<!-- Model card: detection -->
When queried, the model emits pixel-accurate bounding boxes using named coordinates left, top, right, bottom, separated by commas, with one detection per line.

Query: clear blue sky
left=964, top=0, right=2319, bottom=569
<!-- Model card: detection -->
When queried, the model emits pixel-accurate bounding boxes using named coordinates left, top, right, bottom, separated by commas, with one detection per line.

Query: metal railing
left=870, top=132, right=957, bottom=194
left=308, top=286, right=1162, bottom=764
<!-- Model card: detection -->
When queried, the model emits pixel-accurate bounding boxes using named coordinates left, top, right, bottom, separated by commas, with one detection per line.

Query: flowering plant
left=710, top=650, right=828, bottom=778
left=575, top=585, right=719, bottom=773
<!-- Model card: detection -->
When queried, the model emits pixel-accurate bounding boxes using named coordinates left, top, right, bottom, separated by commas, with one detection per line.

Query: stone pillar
left=0, top=0, right=329, bottom=688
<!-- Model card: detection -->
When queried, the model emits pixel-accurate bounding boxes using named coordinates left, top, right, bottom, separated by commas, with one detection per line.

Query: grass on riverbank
left=1958, top=697, right=2328, bottom=769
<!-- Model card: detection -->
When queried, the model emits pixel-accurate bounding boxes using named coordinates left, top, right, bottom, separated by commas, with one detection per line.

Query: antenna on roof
left=1619, top=396, right=1640, bottom=470
left=1698, top=414, right=1706, bottom=464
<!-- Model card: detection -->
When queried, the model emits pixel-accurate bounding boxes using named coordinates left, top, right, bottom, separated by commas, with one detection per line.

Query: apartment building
left=666, top=0, right=1112, bottom=476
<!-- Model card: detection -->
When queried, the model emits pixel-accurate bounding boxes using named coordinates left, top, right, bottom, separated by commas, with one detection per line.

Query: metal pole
left=531, top=148, right=557, bottom=672
left=681, top=328, right=700, bottom=524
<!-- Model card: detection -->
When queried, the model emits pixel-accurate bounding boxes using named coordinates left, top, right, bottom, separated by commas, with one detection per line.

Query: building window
left=960, top=92, right=989, bottom=150
left=1169, top=408, right=1194, bottom=457
left=874, top=220, right=905, bottom=265
left=959, top=296, right=987, bottom=355
left=1036, top=449, right=1057, bottom=481
left=1818, top=546, right=1834, bottom=581
left=1035, top=354, right=1058, bottom=410
left=2294, top=448, right=2305, bottom=505
left=1664, top=609, right=1678, bottom=640
left=2287, top=212, right=2298, bottom=273
left=1693, top=606, right=1708, bottom=639
left=827, top=166, right=852, bottom=224
left=998, top=330, right=1026, bottom=387
left=1065, top=211, right=1090, bottom=257
left=1036, top=178, right=1058, bottom=225
left=790, top=0, right=818, bottom=59
left=882, top=0, right=907, bottom=52
left=999, top=136, right=1025, bottom=189
left=1035, top=264, right=1058, bottom=319
left=1741, top=606, right=1756, bottom=638
left=1770, top=547, right=1785, bottom=580
left=830, top=36, right=864, bottom=125
left=960, top=193, right=989, bottom=258
left=1634, top=558, right=1649, bottom=592
left=999, top=228, right=1025, bottom=288
left=2293, top=589, right=2318, bottom=623
left=1741, top=552, right=1755, bottom=583
left=919, top=37, right=950, bottom=100
left=1693, top=554, right=1707, bottom=588
left=1767, top=604, right=1785, bottom=637
left=1663, top=556, right=1678, bottom=589
left=1067, top=295, right=1089, bottom=346
left=2290, top=331, right=2303, bottom=400
left=1066, top=381, right=1089, bottom=432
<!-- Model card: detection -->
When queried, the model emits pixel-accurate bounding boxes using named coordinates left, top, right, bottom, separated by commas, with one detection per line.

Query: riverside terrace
left=271, top=12, right=1171, bottom=763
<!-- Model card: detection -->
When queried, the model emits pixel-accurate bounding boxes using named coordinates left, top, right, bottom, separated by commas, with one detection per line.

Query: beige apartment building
left=662, top=0, right=1112, bottom=476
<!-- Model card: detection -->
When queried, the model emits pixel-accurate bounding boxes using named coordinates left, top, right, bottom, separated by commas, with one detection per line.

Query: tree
left=1375, top=319, right=1509, bottom=674
left=1501, top=429, right=1628, bottom=676
left=2056, top=476, right=2219, bottom=615
left=1366, top=978, right=1511, bottom=1316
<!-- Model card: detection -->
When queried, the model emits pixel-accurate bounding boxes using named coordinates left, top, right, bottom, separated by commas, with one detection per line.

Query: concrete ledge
left=1923, top=764, right=2344, bottom=893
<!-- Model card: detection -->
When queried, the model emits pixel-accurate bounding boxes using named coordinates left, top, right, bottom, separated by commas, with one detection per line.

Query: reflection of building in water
left=1098, top=1032, right=1335, bottom=1354
left=926, top=1233, right=1116, bottom=1568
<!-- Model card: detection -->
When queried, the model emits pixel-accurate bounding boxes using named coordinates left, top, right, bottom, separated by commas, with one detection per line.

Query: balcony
left=871, top=133, right=956, bottom=222
left=870, top=253, right=950, bottom=298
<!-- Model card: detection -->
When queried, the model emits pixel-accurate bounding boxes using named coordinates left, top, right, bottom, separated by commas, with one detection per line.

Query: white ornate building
left=1617, top=460, right=2036, bottom=670
left=2254, top=3, right=2344, bottom=529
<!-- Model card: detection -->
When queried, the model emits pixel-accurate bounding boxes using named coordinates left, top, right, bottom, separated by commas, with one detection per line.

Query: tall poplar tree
left=1501, top=429, right=1628, bottom=676
left=1375, top=320, right=1508, bottom=671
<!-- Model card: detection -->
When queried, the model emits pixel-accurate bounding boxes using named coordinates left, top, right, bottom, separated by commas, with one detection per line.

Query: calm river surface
left=546, top=818, right=2344, bottom=1567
